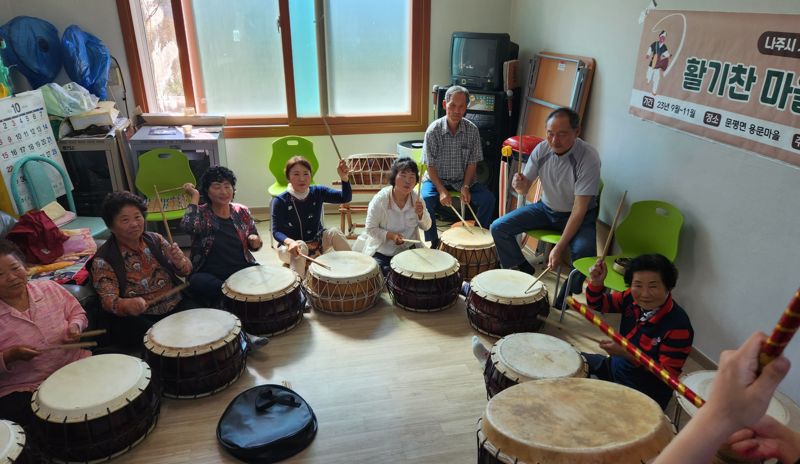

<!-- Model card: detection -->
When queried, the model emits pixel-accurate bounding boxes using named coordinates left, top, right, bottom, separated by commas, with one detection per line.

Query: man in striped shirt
left=582, top=254, right=693, bottom=410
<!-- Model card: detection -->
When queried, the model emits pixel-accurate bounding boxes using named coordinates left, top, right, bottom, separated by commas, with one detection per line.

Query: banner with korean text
left=629, top=10, right=800, bottom=167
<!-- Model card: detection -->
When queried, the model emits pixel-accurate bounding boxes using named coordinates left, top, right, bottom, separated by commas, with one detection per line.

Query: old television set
left=450, top=32, right=518, bottom=91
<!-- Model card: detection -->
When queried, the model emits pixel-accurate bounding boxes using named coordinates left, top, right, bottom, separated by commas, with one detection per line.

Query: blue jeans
left=490, top=201, right=597, bottom=294
left=421, top=180, right=495, bottom=247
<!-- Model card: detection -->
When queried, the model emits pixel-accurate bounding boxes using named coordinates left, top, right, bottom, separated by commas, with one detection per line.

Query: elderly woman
left=181, top=166, right=261, bottom=307
left=361, top=157, right=431, bottom=275
left=0, top=239, right=89, bottom=427
left=271, top=156, right=351, bottom=278
left=90, top=191, right=193, bottom=348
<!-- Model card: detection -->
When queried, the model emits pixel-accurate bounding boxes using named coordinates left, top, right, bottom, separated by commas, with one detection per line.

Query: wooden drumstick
left=79, top=329, right=107, bottom=339
left=517, top=134, right=524, bottom=176
left=156, top=185, right=186, bottom=195
left=398, top=238, right=423, bottom=244
left=758, top=286, right=800, bottom=371
left=153, top=184, right=174, bottom=244
left=536, top=315, right=605, bottom=344
left=449, top=204, right=473, bottom=232
left=524, top=267, right=550, bottom=294
left=567, top=296, right=707, bottom=408
left=321, top=117, right=343, bottom=161
left=600, top=190, right=627, bottom=261
left=299, top=253, right=332, bottom=270
left=40, top=341, right=97, bottom=351
left=146, top=283, right=189, bottom=307
left=464, top=202, right=483, bottom=229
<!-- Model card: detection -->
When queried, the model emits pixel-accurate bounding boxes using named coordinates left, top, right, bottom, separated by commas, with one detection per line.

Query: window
left=117, top=0, right=431, bottom=137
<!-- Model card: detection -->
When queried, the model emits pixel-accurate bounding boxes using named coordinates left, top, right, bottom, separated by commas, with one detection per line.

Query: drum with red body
left=144, top=308, right=248, bottom=399
left=0, top=420, right=29, bottom=464
left=466, top=269, right=550, bottom=337
left=31, top=354, right=161, bottom=463
left=387, top=248, right=462, bottom=312
left=438, top=227, right=498, bottom=281
left=223, top=265, right=305, bottom=336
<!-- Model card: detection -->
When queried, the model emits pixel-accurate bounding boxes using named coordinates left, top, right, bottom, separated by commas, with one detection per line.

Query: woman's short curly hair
left=101, top=191, right=147, bottom=227
left=624, top=253, right=679, bottom=290
left=389, top=157, right=420, bottom=186
left=199, top=166, right=237, bottom=203
left=0, top=239, right=26, bottom=265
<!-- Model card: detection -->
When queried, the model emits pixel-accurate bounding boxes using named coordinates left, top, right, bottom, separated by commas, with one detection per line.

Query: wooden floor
left=111, top=216, right=711, bottom=464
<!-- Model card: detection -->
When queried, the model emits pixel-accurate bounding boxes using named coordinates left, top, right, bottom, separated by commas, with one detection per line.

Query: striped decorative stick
left=759, top=287, right=800, bottom=370
left=566, top=296, right=706, bottom=408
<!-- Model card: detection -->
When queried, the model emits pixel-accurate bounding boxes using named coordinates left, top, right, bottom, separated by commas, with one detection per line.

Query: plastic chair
left=563, top=199, right=684, bottom=313
left=10, top=155, right=109, bottom=238
left=134, top=148, right=196, bottom=223
left=268, top=136, right=319, bottom=198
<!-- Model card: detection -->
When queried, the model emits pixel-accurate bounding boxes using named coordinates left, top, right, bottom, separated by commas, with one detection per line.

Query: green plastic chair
left=268, top=136, right=319, bottom=197
left=565, top=199, right=684, bottom=310
left=134, top=148, right=196, bottom=222
left=10, top=155, right=109, bottom=239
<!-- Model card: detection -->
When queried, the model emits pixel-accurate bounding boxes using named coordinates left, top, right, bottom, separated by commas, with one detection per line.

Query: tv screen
left=451, top=37, right=498, bottom=80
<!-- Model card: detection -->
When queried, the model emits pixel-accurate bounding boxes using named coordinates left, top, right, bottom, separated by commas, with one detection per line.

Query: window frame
left=116, top=0, right=431, bottom=138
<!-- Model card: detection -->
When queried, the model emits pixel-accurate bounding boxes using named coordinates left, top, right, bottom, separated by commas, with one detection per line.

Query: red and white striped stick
left=759, top=287, right=800, bottom=370
left=566, top=296, right=706, bottom=408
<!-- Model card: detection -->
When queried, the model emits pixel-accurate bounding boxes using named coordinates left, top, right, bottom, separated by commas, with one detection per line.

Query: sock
left=472, top=335, right=490, bottom=363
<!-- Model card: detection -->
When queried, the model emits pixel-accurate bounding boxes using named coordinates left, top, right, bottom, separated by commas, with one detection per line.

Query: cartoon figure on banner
left=645, top=30, right=670, bottom=95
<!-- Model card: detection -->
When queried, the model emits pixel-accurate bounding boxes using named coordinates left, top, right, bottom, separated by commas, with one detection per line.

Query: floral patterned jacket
left=180, top=202, right=261, bottom=272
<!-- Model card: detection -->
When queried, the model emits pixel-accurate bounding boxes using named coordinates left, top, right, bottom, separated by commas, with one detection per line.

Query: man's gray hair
left=445, top=85, right=470, bottom=103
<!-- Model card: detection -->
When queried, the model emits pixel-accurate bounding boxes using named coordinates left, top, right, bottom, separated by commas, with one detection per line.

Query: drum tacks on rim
left=144, top=308, right=248, bottom=399
left=30, top=354, right=161, bottom=463
left=483, top=333, right=587, bottom=399
left=0, top=420, right=28, bottom=464
left=223, top=265, right=305, bottom=336
left=466, top=269, right=550, bottom=338
left=303, top=251, right=383, bottom=315
left=438, top=227, right=498, bottom=281
left=387, top=248, right=461, bottom=312
left=477, top=379, right=673, bottom=464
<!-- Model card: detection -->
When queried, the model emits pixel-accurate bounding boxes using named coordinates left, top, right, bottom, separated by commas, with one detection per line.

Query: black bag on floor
left=217, top=384, right=318, bottom=463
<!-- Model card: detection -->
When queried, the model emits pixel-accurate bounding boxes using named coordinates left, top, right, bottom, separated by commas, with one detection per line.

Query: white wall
left=510, top=0, right=800, bottom=402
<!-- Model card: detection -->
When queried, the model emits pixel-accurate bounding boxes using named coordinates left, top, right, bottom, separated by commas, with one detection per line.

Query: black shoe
left=514, top=261, right=536, bottom=275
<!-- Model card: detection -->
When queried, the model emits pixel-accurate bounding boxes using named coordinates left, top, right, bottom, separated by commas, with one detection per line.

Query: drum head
left=223, top=265, right=299, bottom=301
left=390, top=248, right=459, bottom=279
left=33, top=354, right=151, bottom=423
left=471, top=269, right=546, bottom=304
left=440, top=226, right=494, bottom=249
left=482, top=379, right=673, bottom=464
left=492, top=333, right=584, bottom=382
left=0, top=420, right=24, bottom=461
left=677, top=370, right=790, bottom=424
left=309, top=251, right=379, bottom=282
left=146, top=308, right=240, bottom=356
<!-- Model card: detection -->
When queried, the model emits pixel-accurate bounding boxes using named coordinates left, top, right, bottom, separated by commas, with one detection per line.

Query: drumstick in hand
left=79, top=329, right=107, bottom=339
left=322, top=117, right=343, bottom=161
left=464, top=202, right=483, bottom=229
left=41, top=341, right=97, bottom=351
left=300, top=253, right=332, bottom=271
left=524, top=267, right=550, bottom=294
left=449, top=205, right=472, bottom=232
left=146, top=283, right=189, bottom=307
left=599, top=190, right=627, bottom=261
left=153, top=184, right=174, bottom=244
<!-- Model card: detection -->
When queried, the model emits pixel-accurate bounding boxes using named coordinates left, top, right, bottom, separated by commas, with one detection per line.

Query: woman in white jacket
left=360, top=157, right=433, bottom=275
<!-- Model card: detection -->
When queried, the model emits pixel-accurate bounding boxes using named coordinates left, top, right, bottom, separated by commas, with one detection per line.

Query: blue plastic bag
left=61, top=25, right=110, bottom=100
left=0, top=16, right=62, bottom=88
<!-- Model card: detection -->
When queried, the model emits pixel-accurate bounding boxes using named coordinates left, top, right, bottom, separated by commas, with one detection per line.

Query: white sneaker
left=472, top=336, right=490, bottom=364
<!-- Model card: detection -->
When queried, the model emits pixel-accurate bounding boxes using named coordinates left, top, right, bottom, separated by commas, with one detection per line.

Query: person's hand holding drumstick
left=511, top=172, right=532, bottom=196
left=415, top=197, right=424, bottom=220
left=63, top=322, right=82, bottom=343
left=337, top=159, right=350, bottom=182
left=387, top=232, right=405, bottom=245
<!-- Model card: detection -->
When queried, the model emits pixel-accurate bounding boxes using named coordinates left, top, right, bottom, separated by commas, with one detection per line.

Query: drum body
left=223, top=265, right=305, bottom=336
left=477, top=379, right=673, bottom=464
left=346, top=153, right=397, bottom=186
left=438, top=227, right=498, bottom=281
left=483, top=333, right=587, bottom=398
left=303, top=251, right=383, bottom=314
left=31, top=354, right=160, bottom=463
left=676, top=370, right=793, bottom=464
left=0, top=420, right=28, bottom=464
left=144, top=308, right=247, bottom=399
left=466, top=269, right=550, bottom=337
left=387, top=248, right=461, bottom=312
